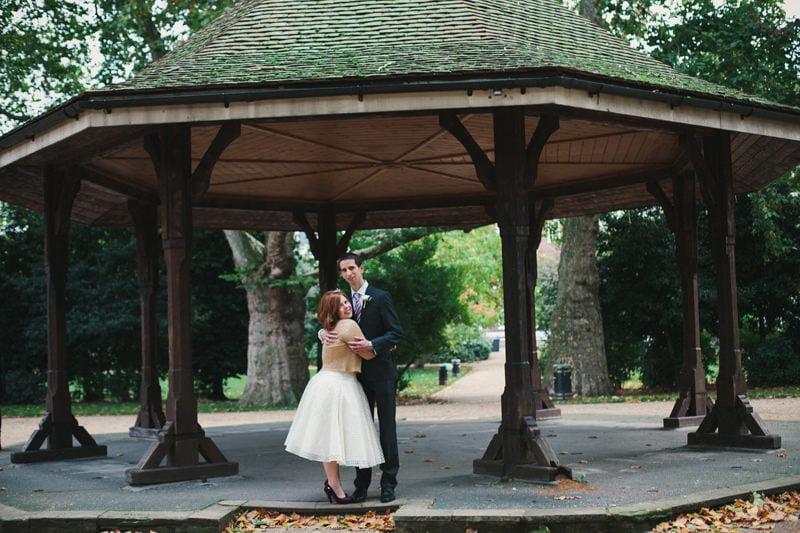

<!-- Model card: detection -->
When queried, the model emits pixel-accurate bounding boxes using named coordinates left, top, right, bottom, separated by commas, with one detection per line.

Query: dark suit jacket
left=354, top=284, right=404, bottom=383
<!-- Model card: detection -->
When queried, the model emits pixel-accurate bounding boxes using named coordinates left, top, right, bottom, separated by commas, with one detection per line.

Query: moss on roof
left=107, top=0, right=775, bottom=107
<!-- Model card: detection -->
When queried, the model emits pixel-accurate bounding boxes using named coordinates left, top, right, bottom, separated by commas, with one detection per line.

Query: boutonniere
left=362, top=294, right=372, bottom=308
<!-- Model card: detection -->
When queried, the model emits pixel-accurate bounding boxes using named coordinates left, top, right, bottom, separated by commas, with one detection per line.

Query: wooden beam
left=473, top=108, right=566, bottom=482
left=439, top=111, right=496, bottom=191
left=524, top=115, right=559, bottom=187
left=649, top=173, right=714, bottom=428
left=127, top=125, right=238, bottom=484
left=527, top=197, right=560, bottom=419
left=191, top=123, right=241, bottom=202
left=128, top=200, right=165, bottom=438
left=688, top=133, right=780, bottom=449
left=12, top=165, right=107, bottom=464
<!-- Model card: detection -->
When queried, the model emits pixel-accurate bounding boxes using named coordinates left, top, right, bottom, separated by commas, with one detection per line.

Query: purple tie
left=352, top=292, right=362, bottom=322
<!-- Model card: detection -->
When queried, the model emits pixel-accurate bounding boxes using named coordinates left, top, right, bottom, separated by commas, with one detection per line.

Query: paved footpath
left=1, top=350, right=799, bottom=532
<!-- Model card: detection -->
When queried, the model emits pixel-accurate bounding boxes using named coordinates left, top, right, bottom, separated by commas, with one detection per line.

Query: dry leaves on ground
left=224, top=509, right=394, bottom=532
left=652, top=491, right=800, bottom=532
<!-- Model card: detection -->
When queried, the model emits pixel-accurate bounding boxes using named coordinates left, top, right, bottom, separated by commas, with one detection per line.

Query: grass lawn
left=0, top=365, right=473, bottom=418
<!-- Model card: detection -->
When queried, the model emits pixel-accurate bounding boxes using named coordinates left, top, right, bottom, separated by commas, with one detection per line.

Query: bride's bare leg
left=323, top=461, right=346, bottom=497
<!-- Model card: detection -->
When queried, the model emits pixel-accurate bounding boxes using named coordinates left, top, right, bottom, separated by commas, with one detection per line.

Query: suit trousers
left=354, top=378, right=399, bottom=490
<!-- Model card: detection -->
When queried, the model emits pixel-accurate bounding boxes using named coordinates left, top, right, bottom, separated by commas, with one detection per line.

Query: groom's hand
left=348, top=336, right=371, bottom=354
left=319, top=329, right=339, bottom=345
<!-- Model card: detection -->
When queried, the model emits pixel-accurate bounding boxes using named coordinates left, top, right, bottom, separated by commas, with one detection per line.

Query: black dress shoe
left=380, top=487, right=396, bottom=503
left=351, top=488, right=367, bottom=503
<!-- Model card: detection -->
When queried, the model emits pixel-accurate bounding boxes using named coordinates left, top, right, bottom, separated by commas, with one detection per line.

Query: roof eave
left=2, top=68, right=799, bottom=154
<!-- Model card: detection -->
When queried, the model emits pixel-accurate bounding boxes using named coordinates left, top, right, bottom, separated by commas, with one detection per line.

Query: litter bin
left=553, top=364, right=572, bottom=400
left=491, top=338, right=500, bottom=352
left=439, top=364, right=449, bottom=385
left=451, top=358, right=461, bottom=376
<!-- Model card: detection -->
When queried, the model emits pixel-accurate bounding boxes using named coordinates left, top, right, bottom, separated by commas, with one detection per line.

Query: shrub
left=429, top=337, right=491, bottom=364
left=744, top=336, right=800, bottom=387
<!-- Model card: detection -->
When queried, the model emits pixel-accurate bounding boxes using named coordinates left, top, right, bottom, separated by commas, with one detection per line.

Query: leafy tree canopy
left=1, top=0, right=233, bottom=132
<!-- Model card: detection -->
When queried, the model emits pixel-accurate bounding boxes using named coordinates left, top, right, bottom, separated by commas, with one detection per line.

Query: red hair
left=317, top=290, right=345, bottom=330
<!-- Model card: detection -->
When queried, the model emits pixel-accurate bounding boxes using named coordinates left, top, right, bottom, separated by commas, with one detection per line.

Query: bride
left=284, top=290, right=384, bottom=503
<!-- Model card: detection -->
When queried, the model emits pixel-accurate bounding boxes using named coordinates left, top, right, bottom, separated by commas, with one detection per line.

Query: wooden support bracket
left=191, top=123, right=241, bottom=202
left=473, top=416, right=569, bottom=481
left=649, top=173, right=713, bottom=429
left=125, top=421, right=238, bottom=485
left=688, top=395, right=781, bottom=449
left=439, top=112, right=496, bottom=191
left=11, top=412, right=107, bottom=463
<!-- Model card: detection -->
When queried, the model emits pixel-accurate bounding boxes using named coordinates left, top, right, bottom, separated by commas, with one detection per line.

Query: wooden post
left=472, top=109, right=566, bottom=481
left=11, top=166, right=106, bottom=463
left=528, top=198, right=560, bottom=419
left=128, top=200, right=165, bottom=438
left=649, top=172, right=713, bottom=428
left=126, top=125, right=238, bottom=484
left=688, top=133, right=780, bottom=449
left=316, top=207, right=339, bottom=291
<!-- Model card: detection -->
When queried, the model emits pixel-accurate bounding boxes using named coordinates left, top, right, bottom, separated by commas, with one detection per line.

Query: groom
left=322, top=252, right=404, bottom=503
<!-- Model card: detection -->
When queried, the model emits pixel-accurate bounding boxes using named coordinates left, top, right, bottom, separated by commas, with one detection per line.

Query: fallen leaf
left=547, top=434, right=558, bottom=437
left=440, top=466, right=450, bottom=469
left=559, top=451, right=570, bottom=455
left=553, top=495, right=581, bottom=500
left=32, top=488, right=44, bottom=492
left=630, top=465, right=642, bottom=469
left=588, top=435, right=599, bottom=439
left=425, top=458, right=435, bottom=462
left=404, top=450, right=415, bottom=453
left=579, top=460, right=589, bottom=464
left=415, top=434, right=427, bottom=438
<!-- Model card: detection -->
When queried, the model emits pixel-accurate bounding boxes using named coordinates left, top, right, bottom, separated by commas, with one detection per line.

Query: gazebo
left=1, top=0, right=798, bottom=485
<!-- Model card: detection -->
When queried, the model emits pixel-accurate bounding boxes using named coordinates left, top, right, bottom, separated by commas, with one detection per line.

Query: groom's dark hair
left=337, top=252, right=363, bottom=267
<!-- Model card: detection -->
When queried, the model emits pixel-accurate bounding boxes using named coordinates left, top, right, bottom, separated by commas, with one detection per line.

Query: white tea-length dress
left=284, top=319, right=384, bottom=467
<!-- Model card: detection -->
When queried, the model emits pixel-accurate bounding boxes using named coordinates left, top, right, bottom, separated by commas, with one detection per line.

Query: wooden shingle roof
left=109, top=0, right=783, bottom=111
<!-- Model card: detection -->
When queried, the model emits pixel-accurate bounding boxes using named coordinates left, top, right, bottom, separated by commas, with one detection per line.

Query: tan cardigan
left=322, top=319, right=375, bottom=373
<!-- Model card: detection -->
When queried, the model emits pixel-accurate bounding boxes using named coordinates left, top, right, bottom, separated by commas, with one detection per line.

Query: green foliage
left=598, top=209, right=684, bottom=388
left=734, top=186, right=800, bottom=341
left=0, top=205, right=248, bottom=403
left=435, top=225, right=503, bottom=328
left=191, top=230, right=249, bottom=400
left=744, top=336, right=800, bottom=387
left=0, top=205, right=48, bottom=403
left=428, top=323, right=491, bottom=364
left=1, top=1, right=234, bottom=132
left=93, top=0, right=235, bottom=79
left=535, top=270, right=559, bottom=336
left=65, top=222, right=141, bottom=402
left=648, top=0, right=800, bottom=107
left=0, top=1, right=92, bottom=126
left=591, top=0, right=800, bottom=390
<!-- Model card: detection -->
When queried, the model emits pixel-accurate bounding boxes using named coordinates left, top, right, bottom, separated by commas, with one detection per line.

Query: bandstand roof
left=1, top=0, right=799, bottom=231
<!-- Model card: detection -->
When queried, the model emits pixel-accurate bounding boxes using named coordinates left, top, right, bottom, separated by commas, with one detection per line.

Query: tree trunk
left=225, top=230, right=308, bottom=406
left=579, top=0, right=601, bottom=26
left=549, top=215, right=613, bottom=396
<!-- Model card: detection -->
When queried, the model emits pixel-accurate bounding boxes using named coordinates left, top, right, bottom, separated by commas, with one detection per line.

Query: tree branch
left=223, top=229, right=265, bottom=271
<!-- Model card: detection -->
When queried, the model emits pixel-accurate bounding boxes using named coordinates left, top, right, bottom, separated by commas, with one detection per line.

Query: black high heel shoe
left=324, top=480, right=354, bottom=504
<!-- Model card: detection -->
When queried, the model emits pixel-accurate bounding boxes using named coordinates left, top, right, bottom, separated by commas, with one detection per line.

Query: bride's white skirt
left=284, top=369, right=384, bottom=468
